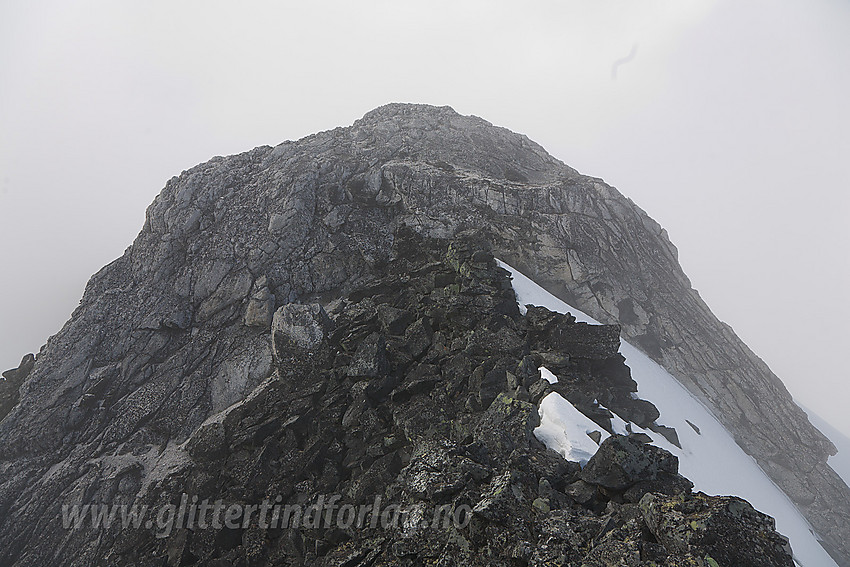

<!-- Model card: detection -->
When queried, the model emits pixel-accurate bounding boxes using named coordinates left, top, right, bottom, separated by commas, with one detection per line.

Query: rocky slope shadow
left=27, top=228, right=793, bottom=567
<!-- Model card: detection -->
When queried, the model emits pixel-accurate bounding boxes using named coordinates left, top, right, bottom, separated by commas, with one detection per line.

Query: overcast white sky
left=2, top=0, right=848, bottom=435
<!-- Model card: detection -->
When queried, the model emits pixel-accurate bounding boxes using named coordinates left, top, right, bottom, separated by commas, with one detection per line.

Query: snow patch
left=497, top=259, right=838, bottom=567
left=535, top=391, right=607, bottom=467
left=539, top=366, right=558, bottom=384
left=599, top=403, right=631, bottom=436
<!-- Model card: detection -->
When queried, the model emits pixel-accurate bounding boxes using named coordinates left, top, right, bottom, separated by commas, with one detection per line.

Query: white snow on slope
left=535, top=393, right=607, bottom=466
left=600, top=402, right=630, bottom=436
left=539, top=366, right=558, bottom=384
left=496, top=259, right=838, bottom=567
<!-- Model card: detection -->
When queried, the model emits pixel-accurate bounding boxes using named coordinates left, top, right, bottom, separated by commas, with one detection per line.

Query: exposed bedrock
left=0, top=103, right=846, bottom=564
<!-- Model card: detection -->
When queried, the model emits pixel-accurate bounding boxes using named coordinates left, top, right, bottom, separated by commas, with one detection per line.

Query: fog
left=2, top=1, right=848, bottom=435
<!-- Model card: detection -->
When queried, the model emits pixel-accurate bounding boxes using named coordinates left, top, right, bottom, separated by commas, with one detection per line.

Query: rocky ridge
left=0, top=103, right=846, bottom=564
left=5, top=228, right=797, bottom=565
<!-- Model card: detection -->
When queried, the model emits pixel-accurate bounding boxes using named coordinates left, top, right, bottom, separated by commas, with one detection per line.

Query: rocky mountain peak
left=349, top=102, right=573, bottom=183
left=1, top=105, right=848, bottom=565
left=358, top=101, right=459, bottom=120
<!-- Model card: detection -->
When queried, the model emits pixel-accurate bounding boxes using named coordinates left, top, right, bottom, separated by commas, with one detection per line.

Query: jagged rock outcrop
left=639, top=492, right=794, bottom=567
left=0, top=103, right=845, bottom=564
left=2, top=229, right=796, bottom=565
left=0, top=354, right=34, bottom=422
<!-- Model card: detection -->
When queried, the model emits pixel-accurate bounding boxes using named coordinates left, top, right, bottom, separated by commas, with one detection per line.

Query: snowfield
left=497, top=260, right=837, bottom=567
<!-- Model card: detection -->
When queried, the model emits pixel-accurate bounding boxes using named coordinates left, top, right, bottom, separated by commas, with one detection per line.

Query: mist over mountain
left=0, top=105, right=846, bottom=566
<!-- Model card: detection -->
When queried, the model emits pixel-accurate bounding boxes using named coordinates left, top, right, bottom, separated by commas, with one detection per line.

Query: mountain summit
left=0, top=104, right=846, bottom=565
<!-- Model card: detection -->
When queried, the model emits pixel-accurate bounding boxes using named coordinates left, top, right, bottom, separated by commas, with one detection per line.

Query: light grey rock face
left=271, top=303, right=330, bottom=353
left=0, top=103, right=847, bottom=565
left=243, top=276, right=275, bottom=327
left=270, top=303, right=331, bottom=383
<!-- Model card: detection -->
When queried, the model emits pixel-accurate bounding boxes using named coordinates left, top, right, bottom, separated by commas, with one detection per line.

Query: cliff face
left=0, top=103, right=846, bottom=564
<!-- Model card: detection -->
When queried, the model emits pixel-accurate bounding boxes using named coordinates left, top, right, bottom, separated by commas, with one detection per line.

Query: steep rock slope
left=0, top=103, right=846, bottom=563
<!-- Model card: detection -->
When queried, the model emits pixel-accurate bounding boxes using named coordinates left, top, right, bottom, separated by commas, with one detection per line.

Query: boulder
left=640, top=492, right=794, bottom=567
left=272, top=303, right=331, bottom=354
left=347, top=332, right=389, bottom=378
left=581, top=434, right=678, bottom=491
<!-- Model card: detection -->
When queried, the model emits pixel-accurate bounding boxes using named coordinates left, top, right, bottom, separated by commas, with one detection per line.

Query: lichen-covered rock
left=581, top=434, right=679, bottom=491
left=473, top=392, right=540, bottom=462
left=640, top=492, right=794, bottom=567
left=347, top=332, right=389, bottom=378
left=472, top=470, right=526, bottom=523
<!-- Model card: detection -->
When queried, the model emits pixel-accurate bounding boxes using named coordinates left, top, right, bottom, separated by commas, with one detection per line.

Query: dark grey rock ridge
left=1, top=227, right=796, bottom=565
left=0, top=103, right=846, bottom=564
